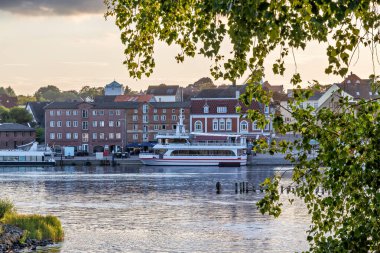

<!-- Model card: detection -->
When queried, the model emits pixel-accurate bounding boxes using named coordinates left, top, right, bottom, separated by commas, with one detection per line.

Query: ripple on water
left=0, top=165, right=309, bottom=252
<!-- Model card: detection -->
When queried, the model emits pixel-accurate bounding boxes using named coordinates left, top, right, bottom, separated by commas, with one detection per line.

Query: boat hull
left=140, top=156, right=247, bottom=166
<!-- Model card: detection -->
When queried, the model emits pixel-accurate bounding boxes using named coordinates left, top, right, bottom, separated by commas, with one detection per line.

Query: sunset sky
left=0, top=0, right=378, bottom=95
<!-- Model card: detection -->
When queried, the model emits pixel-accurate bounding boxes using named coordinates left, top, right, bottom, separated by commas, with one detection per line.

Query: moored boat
left=0, top=142, right=56, bottom=166
left=139, top=112, right=247, bottom=166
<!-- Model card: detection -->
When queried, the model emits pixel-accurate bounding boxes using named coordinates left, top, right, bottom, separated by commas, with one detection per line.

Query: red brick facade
left=0, top=123, right=35, bottom=149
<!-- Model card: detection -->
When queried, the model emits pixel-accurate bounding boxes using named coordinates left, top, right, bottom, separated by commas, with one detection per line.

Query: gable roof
left=150, top=101, right=190, bottom=108
left=147, top=85, right=179, bottom=96
left=0, top=123, right=35, bottom=132
left=26, top=101, right=50, bottom=126
left=263, top=81, right=284, bottom=93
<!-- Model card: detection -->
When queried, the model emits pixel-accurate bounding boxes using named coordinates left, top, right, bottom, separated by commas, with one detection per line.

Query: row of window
left=203, top=106, right=270, bottom=114
left=49, top=109, right=122, bottom=117
left=49, top=121, right=123, bottom=129
left=0, top=132, right=33, bottom=137
left=133, top=114, right=182, bottom=122
left=194, top=119, right=270, bottom=132
left=132, top=124, right=177, bottom=131
left=49, top=132, right=122, bottom=141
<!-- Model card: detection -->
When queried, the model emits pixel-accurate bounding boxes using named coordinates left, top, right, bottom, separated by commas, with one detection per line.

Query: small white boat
left=139, top=112, right=247, bottom=166
left=0, top=142, right=56, bottom=166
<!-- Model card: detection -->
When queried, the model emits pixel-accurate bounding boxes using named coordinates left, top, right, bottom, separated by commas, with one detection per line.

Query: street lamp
left=118, top=118, right=127, bottom=152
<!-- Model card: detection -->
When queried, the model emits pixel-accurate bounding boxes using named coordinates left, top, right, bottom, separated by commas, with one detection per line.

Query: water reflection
left=0, top=165, right=309, bottom=252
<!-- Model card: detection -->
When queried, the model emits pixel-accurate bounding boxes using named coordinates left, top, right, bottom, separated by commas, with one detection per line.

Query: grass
left=0, top=198, right=64, bottom=243
left=2, top=213, right=64, bottom=242
left=0, top=198, right=16, bottom=219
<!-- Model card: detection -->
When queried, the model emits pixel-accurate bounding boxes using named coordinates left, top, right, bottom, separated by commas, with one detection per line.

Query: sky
left=0, top=0, right=378, bottom=95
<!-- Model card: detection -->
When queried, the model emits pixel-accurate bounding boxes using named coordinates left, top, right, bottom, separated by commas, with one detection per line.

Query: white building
left=105, top=81, right=124, bottom=96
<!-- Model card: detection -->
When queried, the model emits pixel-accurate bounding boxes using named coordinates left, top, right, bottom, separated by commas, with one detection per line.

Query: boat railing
left=158, top=142, right=246, bottom=147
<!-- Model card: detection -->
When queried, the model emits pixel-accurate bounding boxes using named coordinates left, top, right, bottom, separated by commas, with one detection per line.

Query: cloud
left=0, top=0, right=105, bottom=16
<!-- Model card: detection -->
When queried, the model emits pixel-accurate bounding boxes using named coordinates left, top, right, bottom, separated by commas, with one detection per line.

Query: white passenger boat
left=139, top=113, right=247, bottom=166
left=0, top=142, right=56, bottom=166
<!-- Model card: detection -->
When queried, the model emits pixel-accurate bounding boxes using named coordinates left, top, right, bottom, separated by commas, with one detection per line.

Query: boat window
left=171, top=150, right=235, bottom=156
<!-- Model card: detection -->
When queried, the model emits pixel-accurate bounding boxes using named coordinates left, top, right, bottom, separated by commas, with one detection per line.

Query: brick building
left=0, top=123, right=36, bottom=149
left=44, top=99, right=190, bottom=154
left=190, top=85, right=273, bottom=141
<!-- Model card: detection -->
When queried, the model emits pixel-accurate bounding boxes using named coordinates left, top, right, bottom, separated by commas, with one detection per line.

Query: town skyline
left=0, top=0, right=379, bottom=95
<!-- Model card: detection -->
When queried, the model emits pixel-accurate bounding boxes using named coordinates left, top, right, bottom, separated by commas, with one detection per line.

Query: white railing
left=157, top=142, right=246, bottom=147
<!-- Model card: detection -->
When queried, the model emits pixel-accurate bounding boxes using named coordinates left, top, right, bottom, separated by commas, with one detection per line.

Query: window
left=99, top=121, right=105, bottom=127
left=73, top=121, right=78, bottom=127
left=82, top=121, right=88, bottom=130
left=73, top=110, right=78, bottom=116
left=116, top=110, right=121, bottom=115
left=73, top=133, right=78, bottom=139
left=163, top=109, right=166, bottom=113
left=116, top=133, right=121, bottom=139
left=92, top=133, right=97, bottom=139
left=154, top=109, right=157, bottom=113
left=226, top=119, right=232, bottom=131
left=109, top=110, right=114, bottom=116
left=264, top=105, right=269, bottom=114
left=161, top=115, right=166, bottom=121
left=133, top=115, right=138, bottom=121
left=204, top=105, right=209, bottom=113
left=109, top=133, right=114, bottom=139
left=172, top=124, right=177, bottom=130
left=82, top=133, right=89, bottom=142
left=133, top=124, right=138, bottom=131
left=143, top=115, right=148, bottom=123
left=109, top=121, right=114, bottom=127
left=66, top=121, right=71, bottom=127
left=265, top=123, right=270, bottom=131
left=195, top=120, right=202, bottom=132
left=143, top=104, right=148, bottom=113
left=143, top=125, right=148, bottom=132
left=172, top=109, right=175, bottom=113
left=82, top=110, right=88, bottom=118
left=50, top=121, right=55, bottom=127
left=162, top=125, right=166, bottom=130
left=134, top=109, right=138, bottom=114
left=57, top=133, right=62, bottom=139
left=93, top=121, right=98, bottom=127
left=49, top=110, right=54, bottom=116
left=143, top=134, right=148, bottom=140
left=154, top=125, right=159, bottom=130
left=314, top=102, right=318, bottom=108
left=92, top=110, right=97, bottom=116
left=217, top=106, right=227, bottom=113
left=57, top=110, right=62, bottom=116
left=57, top=121, right=62, bottom=127
left=99, top=133, right=104, bottom=139
left=172, top=115, right=177, bottom=121
left=240, top=121, right=248, bottom=132
left=154, top=115, right=158, bottom=121
left=50, top=133, right=55, bottom=139
left=116, top=121, right=121, bottom=127
left=66, top=110, right=71, bottom=116
left=219, top=119, right=225, bottom=130
left=66, top=133, right=71, bottom=139
left=133, top=134, right=138, bottom=140
left=253, top=121, right=259, bottom=130
left=212, top=119, right=218, bottom=131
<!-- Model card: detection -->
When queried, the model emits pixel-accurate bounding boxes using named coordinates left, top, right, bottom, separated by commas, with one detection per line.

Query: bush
left=2, top=213, right=64, bottom=242
left=0, top=198, right=16, bottom=219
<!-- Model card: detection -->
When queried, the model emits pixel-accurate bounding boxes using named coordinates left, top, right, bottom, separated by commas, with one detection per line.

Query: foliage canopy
left=105, top=0, right=380, bottom=251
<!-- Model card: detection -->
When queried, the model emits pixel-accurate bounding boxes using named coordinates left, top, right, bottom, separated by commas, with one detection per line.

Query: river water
left=0, top=165, right=309, bottom=252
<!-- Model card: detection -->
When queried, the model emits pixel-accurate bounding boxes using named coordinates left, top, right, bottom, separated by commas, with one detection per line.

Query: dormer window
left=217, top=106, right=227, bottom=113
left=369, top=92, right=372, bottom=96
left=264, top=105, right=269, bottom=114
left=347, top=80, right=351, bottom=84
left=356, top=91, right=360, bottom=96
left=203, top=105, right=209, bottom=114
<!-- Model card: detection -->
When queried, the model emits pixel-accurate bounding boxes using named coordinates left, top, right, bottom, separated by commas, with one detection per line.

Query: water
left=0, top=166, right=309, bottom=252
